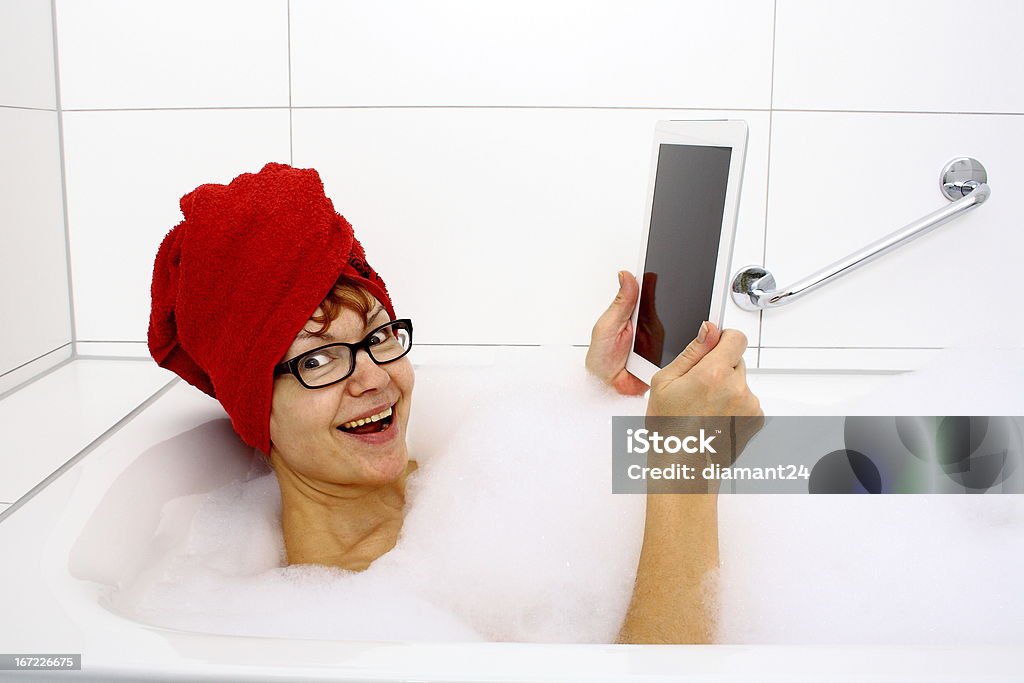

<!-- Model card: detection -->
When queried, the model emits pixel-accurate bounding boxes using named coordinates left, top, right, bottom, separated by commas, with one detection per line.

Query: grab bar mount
left=730, top=158, right=991, bottom=312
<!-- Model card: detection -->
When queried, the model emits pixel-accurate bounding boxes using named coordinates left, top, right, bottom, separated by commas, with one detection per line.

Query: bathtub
left=0, top=347, right=1021, bottom=682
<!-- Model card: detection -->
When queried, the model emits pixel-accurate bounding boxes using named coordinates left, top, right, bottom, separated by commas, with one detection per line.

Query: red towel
left=148, top=162, right=396, bottom=455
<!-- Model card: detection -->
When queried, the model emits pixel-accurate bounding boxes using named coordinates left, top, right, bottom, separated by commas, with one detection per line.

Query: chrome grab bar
left=730, top=158, right=992, bottom=311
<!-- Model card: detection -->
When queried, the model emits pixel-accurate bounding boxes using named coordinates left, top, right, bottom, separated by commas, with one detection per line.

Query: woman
left=149, top=162, right=763, bottom=644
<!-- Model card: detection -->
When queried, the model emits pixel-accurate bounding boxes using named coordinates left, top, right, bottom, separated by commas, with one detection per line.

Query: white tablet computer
left=625, top=119, right=748, bottom=386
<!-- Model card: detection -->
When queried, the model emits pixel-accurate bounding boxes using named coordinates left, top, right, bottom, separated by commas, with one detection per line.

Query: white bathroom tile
left=761, top=111, right=1024, bottom=357
left=0, top=0, right=56, bottom=109
left=62, top=109, right=290, bottom=343
left=0, top=504, right=9, bottom=516
left=55, top=0, right=289, bottom=109
left=292, top=108, right=770, bottom=347
left=0, top=107, right=71, bottom=377
left=773, top=0, right=1024, bottom=113
left=0, top=359, right=173, bottom=502
left=291, top=0, right=774, bottom=108
left=410, top=346, right=499, bottom=368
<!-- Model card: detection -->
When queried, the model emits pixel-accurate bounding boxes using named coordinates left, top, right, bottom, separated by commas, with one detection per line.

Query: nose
left=345, top=348, right=391, bottom=394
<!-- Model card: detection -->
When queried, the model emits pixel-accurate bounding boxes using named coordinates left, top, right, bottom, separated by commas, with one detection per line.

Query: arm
left=617, top=492, right=720, bottom=643
left=586, top=274, right=761, bottom=644
left=620, top=329, right=759, bottom=643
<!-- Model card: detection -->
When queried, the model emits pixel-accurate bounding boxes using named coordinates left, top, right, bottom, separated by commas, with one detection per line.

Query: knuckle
left=690, top=365, right=713, bottom=387
left=682, top=338, right=704, bottom=356
left=723, top=328, right=748, bottom=349
left=729, top=388, right=747, bottom=408
left=747, top=395, right=762, bottom=416
left=680, top=350, right=703, bottom=369
left=705, top=364, right=729, bottom=385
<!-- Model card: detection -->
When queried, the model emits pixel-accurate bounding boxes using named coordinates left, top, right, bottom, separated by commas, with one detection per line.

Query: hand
left=646, top=323, right=760, bottom=417
left=585, top=271, right=650, bottom=396
left=644, top=323, right=765, bottom=484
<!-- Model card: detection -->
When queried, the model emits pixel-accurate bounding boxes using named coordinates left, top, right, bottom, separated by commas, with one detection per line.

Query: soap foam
left=715, top=344, right=1024, bottom=644
left=109, top=346, right=1024, bottom=644
left=109, top=349, right=647, bottom=643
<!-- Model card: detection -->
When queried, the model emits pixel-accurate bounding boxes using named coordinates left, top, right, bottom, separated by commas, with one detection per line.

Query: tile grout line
left=287, top=0, right=293, bottom=165
left=75, top=340, right=549, bottom=347
left=59, top=104, right=770, bottom=113
left=773, top=107, right=1024, bottom=117
left=73, top=355, right=161, bottom=362
left=50, top=0, right=78, bottom=361
left=0, top=378, right=180, bottom=525
left=75, top=340, right=952, bottom=350
left=747, top=367, right=907, bottom=376
left=752, top=346, right=947, bottom=350
left=0, top=342, right=72, bottom=380
left=0, top=350, right=75, bottom=404
left=758, top=0, right=779, bottom=369
left=0, top=104, right=56, bottom=111
left=62, top=105, right=292, bottom=112
left=54, top=105, right=1024, bottom=115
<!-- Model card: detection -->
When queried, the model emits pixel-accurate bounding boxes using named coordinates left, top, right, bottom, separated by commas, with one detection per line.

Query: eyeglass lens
left=298, top=321, right=411, bottom=387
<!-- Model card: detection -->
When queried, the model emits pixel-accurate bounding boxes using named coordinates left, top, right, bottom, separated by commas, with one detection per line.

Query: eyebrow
left=295, top=305, right=387, bottom=342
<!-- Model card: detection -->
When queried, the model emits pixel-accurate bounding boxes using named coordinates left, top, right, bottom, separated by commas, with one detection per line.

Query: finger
left=720, top=357, right=747, bottom=396
left=702, top=320, right=722, bottom=348
left=611, top=368, right=650, bottom=396
left=730, top=360, right=763, bottom=417
left=731, top=357, right=750, bottom=392
left=597, top=270, right=639, bottom=328
left=656, top=320, right=718, bottom=381
left=704, top=328, right=748, bottom=368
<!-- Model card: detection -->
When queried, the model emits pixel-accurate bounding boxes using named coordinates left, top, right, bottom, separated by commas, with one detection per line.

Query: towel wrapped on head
left=148, top=162, right=396, bottom=455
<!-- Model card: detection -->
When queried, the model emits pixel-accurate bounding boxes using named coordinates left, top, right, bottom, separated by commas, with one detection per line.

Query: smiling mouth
left=337, top=405, right=395, bottom=435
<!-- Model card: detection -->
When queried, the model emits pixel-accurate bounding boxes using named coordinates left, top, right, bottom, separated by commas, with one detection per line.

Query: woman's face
left=269, top=298, right=414, bottom=486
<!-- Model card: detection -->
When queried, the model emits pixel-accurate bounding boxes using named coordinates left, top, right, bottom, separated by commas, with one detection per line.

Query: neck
left=271, top=458, right=417, bottom=571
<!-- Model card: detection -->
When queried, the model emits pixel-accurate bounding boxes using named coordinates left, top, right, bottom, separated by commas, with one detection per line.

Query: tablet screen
left=634, top=143, right=733, bottom=367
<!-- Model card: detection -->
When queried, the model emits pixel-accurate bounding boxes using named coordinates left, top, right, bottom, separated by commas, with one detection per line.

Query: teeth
left=340, top=405, right=393, bottom=430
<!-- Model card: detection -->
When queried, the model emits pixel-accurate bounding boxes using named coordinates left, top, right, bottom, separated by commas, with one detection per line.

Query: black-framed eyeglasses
left=274, top=318, right=413, bottom=389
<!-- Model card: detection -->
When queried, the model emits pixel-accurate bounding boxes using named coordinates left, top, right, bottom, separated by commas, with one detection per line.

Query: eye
left=301, top=353, right=335, bottom=370
left=368, top=327, right=394, bottom=346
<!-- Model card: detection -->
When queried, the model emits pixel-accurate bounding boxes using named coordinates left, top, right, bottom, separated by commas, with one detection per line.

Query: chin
left=345, top=411, right=412, bottom=486
left=353, top=440, right=410, bottom=485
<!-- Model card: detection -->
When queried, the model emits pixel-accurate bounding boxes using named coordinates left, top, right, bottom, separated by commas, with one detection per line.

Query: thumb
left=658, top=321, right=721, bottom=380
left=600, top=270, right=639, bottom=326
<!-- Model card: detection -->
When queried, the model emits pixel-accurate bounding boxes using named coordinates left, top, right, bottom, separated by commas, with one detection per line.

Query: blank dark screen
left=633, top=144, right=732, bottom=367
